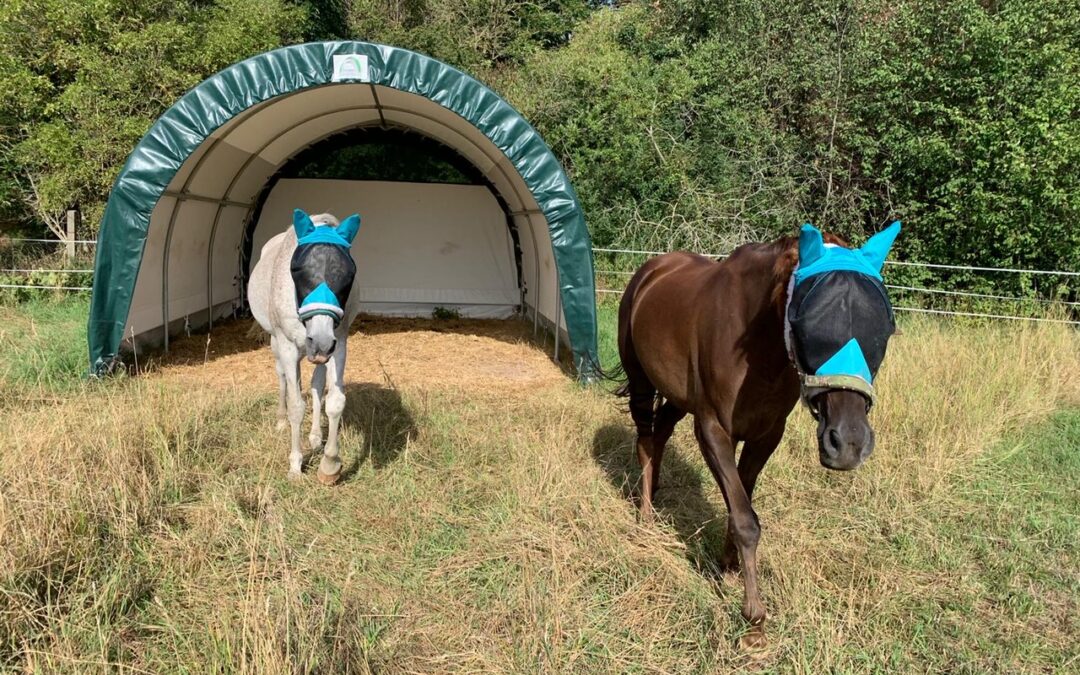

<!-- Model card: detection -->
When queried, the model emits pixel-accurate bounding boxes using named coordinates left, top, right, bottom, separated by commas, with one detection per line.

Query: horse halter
left=289, top=209, right=361, bottom=327
left=784, top=222, right=901, bottom=419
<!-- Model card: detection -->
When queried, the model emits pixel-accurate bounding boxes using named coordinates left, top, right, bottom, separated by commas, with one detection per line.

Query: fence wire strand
left=1, top=269, right=94, bottom=274
left=593, top=248, right=1080, bottom=325
left=0, top=283, right=93, bottom=291
left=3, top=237, right=98, bottom=245
left=594, top=247, right=1080, bottom=276
left=1, top=241, right=1077, bottom=324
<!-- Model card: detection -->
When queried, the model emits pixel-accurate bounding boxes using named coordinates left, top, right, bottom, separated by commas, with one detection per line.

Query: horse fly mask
left=785, top=221, right=901, bottom=417
left=289, top=209, right=360, bottom=326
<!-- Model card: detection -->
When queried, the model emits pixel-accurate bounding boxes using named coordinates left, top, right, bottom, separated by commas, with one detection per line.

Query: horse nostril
left=825, top=428, right=842, bottom=457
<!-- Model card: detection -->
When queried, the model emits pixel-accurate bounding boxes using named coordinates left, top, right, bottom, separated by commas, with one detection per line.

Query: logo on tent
left=332, top=55, right=370, bottom=82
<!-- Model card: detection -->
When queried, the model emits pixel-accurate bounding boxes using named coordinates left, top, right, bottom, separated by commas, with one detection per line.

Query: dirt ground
left=151, top=314, right=570, bottom=394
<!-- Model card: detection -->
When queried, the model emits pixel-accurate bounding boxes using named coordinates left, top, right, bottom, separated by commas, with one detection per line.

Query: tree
left=0, top=0, right=306, bottom=234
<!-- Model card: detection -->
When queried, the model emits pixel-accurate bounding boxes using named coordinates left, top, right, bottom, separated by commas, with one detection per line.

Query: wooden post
left=65, top=209, right=77, bottom=259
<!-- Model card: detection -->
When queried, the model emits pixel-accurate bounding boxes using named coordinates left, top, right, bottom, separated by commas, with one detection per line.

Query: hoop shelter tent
left=88, top=41, right=598, bottom=376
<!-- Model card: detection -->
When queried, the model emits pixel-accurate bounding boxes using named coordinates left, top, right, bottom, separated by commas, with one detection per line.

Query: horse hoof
left=276, top=419, right=288, bottom=432
left=308, top=435, right=323, bottom=451
left=638, top=504, right=656, bottom=523
left=316, top=469, right=341, bottom=486
left=738, top=627, right=768, bottom=654
left=287, top=470, right=303, bottom=482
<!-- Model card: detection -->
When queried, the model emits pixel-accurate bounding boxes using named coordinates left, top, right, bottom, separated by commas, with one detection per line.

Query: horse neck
left=745, top=240, right=799, bottom=364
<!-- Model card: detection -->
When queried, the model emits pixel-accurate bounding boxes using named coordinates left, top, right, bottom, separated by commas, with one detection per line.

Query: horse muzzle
left=818, top=424, right=874, bottom=470
left=813, top=388, right=876, bottom=471
left=304, top=333, right=337, bottom=364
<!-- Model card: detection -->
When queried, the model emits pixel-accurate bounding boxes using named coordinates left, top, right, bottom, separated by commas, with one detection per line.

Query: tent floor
left=150, top=314, right=568, bottom=393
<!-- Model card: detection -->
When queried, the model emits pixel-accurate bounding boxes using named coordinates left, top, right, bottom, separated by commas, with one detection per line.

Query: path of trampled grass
left=0, top=298, right=1077, bottom=672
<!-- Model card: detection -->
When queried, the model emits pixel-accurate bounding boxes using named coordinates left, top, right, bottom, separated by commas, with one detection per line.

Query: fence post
left=65, top=208, right=77, bottom=259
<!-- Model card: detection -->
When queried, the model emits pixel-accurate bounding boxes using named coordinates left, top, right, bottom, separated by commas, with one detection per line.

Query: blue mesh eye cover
left=788, top=222, right=900, bottom=384
left=788, top=271, right=894, bottom=383
left=291, top=243, right=356, bottom=322
left=289, top=209, right=361, bottom=323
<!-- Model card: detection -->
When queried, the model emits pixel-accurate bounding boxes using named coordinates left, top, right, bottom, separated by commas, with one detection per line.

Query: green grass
left=596, top=297, right=620, bottom=373
left=914, top=410, right=1080, bottom=670
left=0, top=299, right=1077, bottom=671
left=0, top=295, right=90, bottom=395
left=832, top=409, right=1080, bottom=671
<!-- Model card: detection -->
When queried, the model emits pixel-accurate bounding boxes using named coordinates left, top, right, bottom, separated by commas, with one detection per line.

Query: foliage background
left=1, top=0, right=1077, bottom=293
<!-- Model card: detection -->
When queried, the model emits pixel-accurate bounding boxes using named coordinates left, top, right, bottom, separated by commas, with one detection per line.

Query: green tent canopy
left=88, top=41, right=598, bottom=376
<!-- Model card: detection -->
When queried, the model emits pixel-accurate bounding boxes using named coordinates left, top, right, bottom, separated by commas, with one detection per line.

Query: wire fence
left=0, top=237, right=97, bottom=293
left=1, top=238, right=1077, bottom=325
left=593, top=247, right=1080, bottom=326
left=592, top=246, right=1080, bottom=276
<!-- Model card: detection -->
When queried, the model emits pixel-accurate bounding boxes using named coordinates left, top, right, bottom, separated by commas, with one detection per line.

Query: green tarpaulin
left=88, top=41, right=598, bottom=376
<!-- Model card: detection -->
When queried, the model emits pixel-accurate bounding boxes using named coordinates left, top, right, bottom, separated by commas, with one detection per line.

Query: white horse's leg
left=273, top=336, right=306, bottom=478
left=271, top=335, right=288, bottom=431
left=317, top=339, right=347, bottom=485
left=309, top=364, right=326, bottom=450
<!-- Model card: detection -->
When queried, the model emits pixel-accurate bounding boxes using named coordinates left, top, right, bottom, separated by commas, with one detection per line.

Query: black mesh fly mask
left=288, top=209, right=361, bottom=326
left=784, top=222, right=902, bottom=417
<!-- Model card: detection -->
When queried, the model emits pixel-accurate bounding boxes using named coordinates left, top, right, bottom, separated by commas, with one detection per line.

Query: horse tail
left=583, top=353, right=629, bottom=395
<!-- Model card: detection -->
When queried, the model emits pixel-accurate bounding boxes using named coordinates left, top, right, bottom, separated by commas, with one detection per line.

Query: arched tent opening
left=247, top=128, right=526, bottom=321
left=88, top=41, right=598, bottom=377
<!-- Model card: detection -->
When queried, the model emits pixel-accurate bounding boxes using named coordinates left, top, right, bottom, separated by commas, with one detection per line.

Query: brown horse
left=616, top=222, right=900, bottom=649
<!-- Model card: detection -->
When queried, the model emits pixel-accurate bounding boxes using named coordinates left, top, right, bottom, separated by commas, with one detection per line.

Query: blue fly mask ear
left=794, top=221, right=902, bottom=285
left=859, top=220, right=901, bottom=273
left=294, top=212, right=361, bottom=248
left=798, top=223, right=827, bottom=267
left=337, top=214, right=360, bottom=244
left=293, top=209, right=316, bottom=240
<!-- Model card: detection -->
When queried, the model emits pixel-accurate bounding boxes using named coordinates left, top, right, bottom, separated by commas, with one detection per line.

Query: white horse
left=248, top=209, right=362, bottom=484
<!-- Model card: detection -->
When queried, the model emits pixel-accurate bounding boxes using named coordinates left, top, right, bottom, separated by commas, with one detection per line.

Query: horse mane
left=769, top=230, right=848, bottom=313
left=310, top=213, right=340, bottom=227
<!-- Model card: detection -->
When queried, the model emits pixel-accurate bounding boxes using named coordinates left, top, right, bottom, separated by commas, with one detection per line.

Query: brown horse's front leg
left=694, top=415, right=768, bottom=650
left=718, top=428, right=785, bottom=571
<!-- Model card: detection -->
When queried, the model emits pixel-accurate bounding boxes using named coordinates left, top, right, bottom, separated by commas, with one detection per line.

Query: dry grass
left=0, top=308, right=1077, bottom=672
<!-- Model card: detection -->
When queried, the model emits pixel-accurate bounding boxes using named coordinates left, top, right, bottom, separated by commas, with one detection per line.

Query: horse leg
left=719, top=427, right=784, bottom=571
left=694, top=414, right=768, bottom=649
left=271, top=335, right=288, bottom=432
left=626, top=377, right=658, bottom=520
left=309, top=363, right=326, bottom=451
left=317, top=339, right=347, bottom=485
left=273, top=337, right=306, bottom=478
left=649, top=400, right=686, bottom=497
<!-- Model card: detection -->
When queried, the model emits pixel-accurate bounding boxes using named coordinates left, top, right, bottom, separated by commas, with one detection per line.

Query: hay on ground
left=154, top=314, right=568, bottom=393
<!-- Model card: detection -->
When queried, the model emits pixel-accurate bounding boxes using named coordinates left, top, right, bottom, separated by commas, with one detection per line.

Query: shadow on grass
left=337, top=382, right=417, bottom=480
left=591, top=423, right=731, bottom=581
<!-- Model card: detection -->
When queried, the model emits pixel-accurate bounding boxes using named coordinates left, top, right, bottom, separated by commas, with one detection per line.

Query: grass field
left=0, top=296, right=1077, bottom=672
